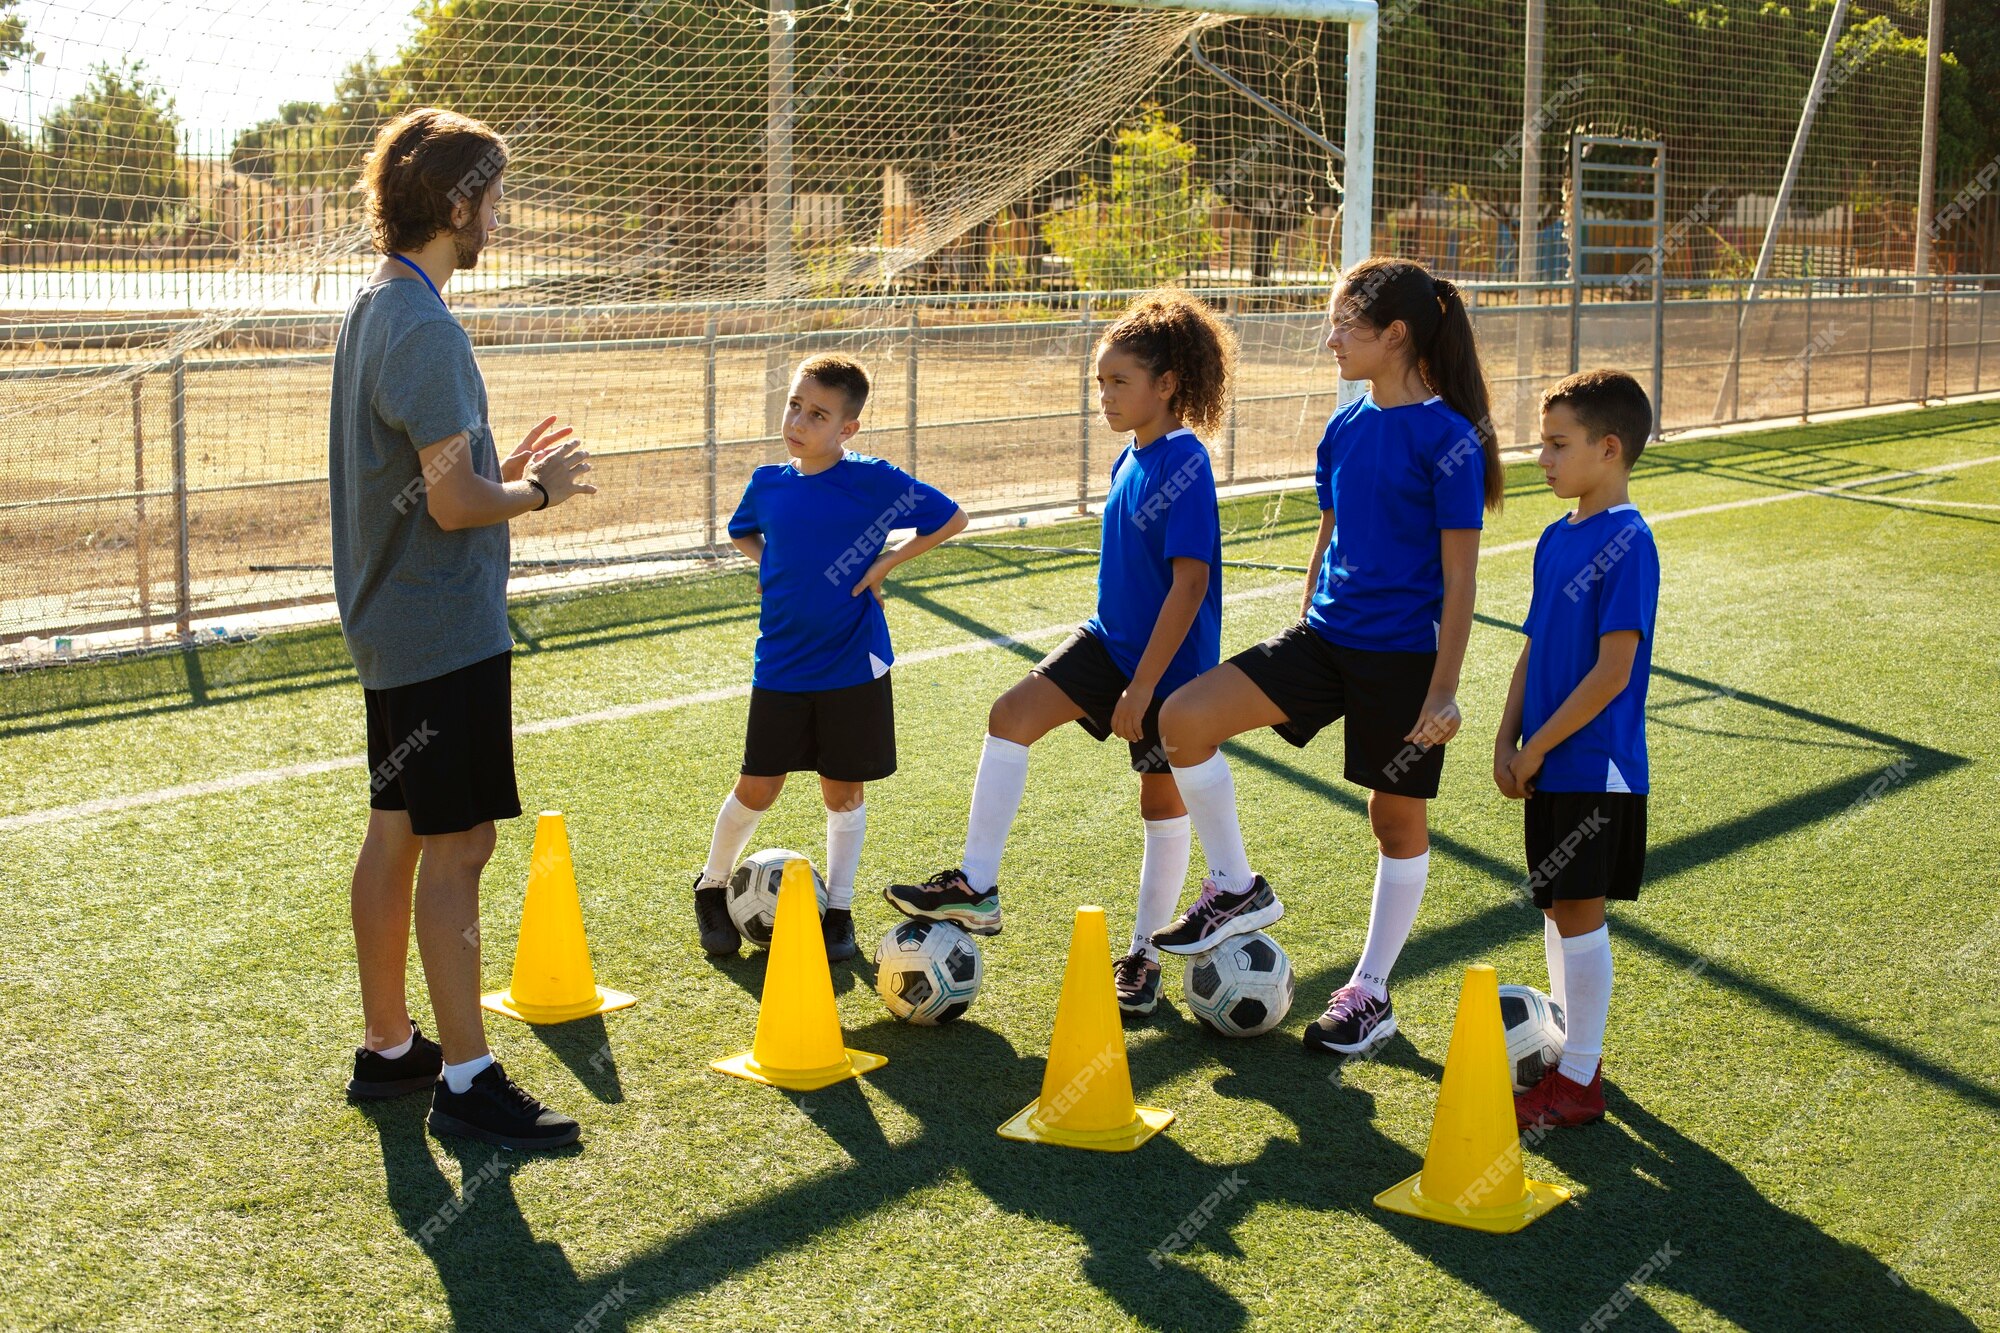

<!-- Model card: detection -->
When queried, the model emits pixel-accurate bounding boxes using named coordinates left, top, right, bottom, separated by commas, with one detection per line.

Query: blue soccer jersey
left=1306, top=393, right=1487, bottom=653
left=1521, top=504, right=1660, bottom=793
left=1081, top=428, right=1223, bottom=695
left=727, top=452, right=960, bottom=692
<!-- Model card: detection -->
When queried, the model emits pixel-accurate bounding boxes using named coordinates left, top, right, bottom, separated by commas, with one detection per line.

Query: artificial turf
left=3, top=404, right=1997, bottom=1330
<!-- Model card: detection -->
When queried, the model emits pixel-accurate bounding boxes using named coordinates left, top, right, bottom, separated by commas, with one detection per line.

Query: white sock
left=1169, top=752, right=1254, bottom=895
left=1348, top=850, right=1431, bottom=999
left=962, top=734, right=1030, bottom=892
left=1558, top=924, right=1611, bottom=1084
left=373, top=1031, right=415, bottom=1061
left=1543, top=914, right=1568, bottom=1016
left=1132, top=815, right=1192, bottom=959
left=442, top=1053, right=494, bottom=1094
left=702, top=792, right=767, bottom=886
left=825, top=803, right=865, bottom=910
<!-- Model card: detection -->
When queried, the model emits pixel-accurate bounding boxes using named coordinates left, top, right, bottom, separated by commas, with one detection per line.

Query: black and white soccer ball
left=1184, top=931, right=1294, bottom=1038
left=1498, top=983, right=1567, bottom=1093
left=873, top=918, right=983, bottom=1025
left=726, top=848, right=827, bottom=948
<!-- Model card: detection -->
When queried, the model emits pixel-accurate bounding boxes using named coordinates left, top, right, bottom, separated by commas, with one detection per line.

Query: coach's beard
left=451, top=220, right=486, bottom=270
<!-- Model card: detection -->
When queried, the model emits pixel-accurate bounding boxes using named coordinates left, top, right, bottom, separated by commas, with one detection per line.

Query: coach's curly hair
left=1097, top=288, right=1238, bottom=436
left=362, top=108, right=508, bottom=255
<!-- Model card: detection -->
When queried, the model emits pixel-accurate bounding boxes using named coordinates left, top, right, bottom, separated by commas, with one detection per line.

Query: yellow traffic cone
left=1375, top=963, right=1570, bottom=1232
left=712, top=858, right=885, bottom=1091
left=481, top=811, right=637, bottom=1024
left=997, top=905, right=1173, bottom=1152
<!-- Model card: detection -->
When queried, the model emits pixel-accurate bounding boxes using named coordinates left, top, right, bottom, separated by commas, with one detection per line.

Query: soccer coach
left=331, top=108, right=594, bottom=1152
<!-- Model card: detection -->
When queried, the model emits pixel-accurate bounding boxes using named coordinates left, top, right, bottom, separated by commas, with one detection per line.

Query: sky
left=0, top=0, right=422, bottom=141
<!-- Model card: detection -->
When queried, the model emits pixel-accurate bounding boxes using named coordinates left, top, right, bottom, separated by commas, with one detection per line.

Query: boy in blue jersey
left=1496, top=368, right=1661, bottom=1129
left=883, top=291, right=1236, bottom=1017
left=691, top=354, right=966, bottom=963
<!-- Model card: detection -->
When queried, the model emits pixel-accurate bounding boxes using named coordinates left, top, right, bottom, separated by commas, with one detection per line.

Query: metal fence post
left=905, top=305, right=919, bottom=474
left=131, top=375, right=151, bottom=644
left=703, top=315, right=718, bottom=548
left=1076, top=299, right=1093, bottom=514
left=1975, top=279, right=1987, bottom=395
left=1730, top=280, right=1745, bottom=422
left=170, top=353, right=191, bottom=641
left=1802, top=279, right=1813, bottom=420
left=1941, top=276, right=1952, bottom=398
left=1223, top=295, right=1239, bottom=484
left=1863, top=280, right=1877, bottom=406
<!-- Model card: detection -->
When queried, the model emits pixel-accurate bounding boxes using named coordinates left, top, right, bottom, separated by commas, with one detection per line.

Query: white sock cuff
left=981, top=734, right=1030, bottom=765
left=827, top=804, right=867, bottom=831
left=1143, top=815, right=1192, bottom=838
left=1168, top=751, right=1232, bottom=792
left=374, top=1033, right=415, bottom=1061
left=442, top=1053, right=494, bottom=1093
left=722, top=790, right=764, bottom=817
left=1379, top=849, right=1431, bottom=877
left=1561, top=924, right=1611, bottom=954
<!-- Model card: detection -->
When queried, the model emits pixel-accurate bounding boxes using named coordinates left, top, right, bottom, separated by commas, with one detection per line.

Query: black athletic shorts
left=1523, top=790, right=1648, bottom=907
left=1031, top=626, right=1172, bottom=774
left=363, top=649, right=522, bottom=836
left=1227, top=619, right=1447, bottom=798
left=743, top=673, right=897, bottom=782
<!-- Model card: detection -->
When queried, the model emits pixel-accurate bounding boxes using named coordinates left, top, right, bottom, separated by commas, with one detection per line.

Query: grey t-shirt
left=329, top=278, right=512, bottom=690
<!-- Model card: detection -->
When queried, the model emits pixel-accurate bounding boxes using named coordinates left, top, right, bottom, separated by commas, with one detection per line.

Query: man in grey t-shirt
left=333, top=108, right=596, bottom=1152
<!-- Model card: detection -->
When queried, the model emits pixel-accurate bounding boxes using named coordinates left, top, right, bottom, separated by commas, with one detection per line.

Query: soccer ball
left=1184, top=931, right=1294, bottom=1038
left=1498, top=983, right=1567, bottom=1093
left=873, top=918, right=983, bottom=1024
left=726, top=848, right=827, bottom=948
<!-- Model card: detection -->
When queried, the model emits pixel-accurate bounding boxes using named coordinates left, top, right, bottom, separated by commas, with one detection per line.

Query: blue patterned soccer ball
left=1498, top=983, right=1567, bottom=1093
left=1185, top=931, right=1294, bottom=1037
left=874, top=918, right=983, bottom=1024
left=726, top=848, right=826, bottom=948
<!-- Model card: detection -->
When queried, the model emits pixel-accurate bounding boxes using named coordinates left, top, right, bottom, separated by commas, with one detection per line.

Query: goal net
left=0, top=0, right=1934, bottom=658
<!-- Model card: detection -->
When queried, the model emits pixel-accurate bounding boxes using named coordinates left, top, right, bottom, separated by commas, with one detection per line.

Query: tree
left=1040, top=107, right=1220, bottom=290
left=41, top=62, right=183, bottom=227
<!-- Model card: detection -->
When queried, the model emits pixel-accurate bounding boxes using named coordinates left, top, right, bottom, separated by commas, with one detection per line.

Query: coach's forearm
left=432, top=476, right=546, bottom=531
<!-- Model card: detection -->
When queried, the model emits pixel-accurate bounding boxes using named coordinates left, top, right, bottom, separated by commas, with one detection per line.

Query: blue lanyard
left=389, top=254, right=444, bottom=306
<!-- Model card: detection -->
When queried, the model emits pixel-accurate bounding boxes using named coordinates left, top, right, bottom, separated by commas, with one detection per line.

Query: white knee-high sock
left=825, top=804, right=865, bottom=910
left=1348, top=850, right=1431, bottom=998
left=1544, top=914, right=1568, bottom=1017
left=702, top=792, right=767, bottom=885
left=1558, top=924, right=1611, bottom=1083
left=1168, top=752, right=1254, bottom=894
left=962, top=734, right=1030, bottom=892
left=1132, top=815, right=1191, bottom=959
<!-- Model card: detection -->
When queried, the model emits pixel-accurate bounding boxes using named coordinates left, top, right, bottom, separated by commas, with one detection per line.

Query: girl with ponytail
left=1150, top=257, right=1500, bottom=1056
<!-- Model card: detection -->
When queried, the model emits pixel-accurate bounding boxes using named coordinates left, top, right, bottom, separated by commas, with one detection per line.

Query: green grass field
left=4, top=404, right=1998, bottom=1331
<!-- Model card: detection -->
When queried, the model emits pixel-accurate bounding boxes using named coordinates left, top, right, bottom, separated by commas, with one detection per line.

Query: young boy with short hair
left=1495, top=367, right=1661, bottom=1129
left=691, top=353, right=967, bottom=962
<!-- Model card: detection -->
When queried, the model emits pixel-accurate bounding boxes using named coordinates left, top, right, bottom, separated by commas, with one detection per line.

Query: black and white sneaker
left=1112, top=951, right=1162, bottom=1016
left=1151, top=876, right=1283, bottom=955
left=427, top=1061, right=581, bottom=1152
left=694, top=872, right=741, bottom=956
left=882, top=868, right=1002, bottom=936
left=1302, top=984, right=1398, bottom=1057
left=346, top=1022, right=443, bottom=1100
left=822, top=907, right=858, bottom=962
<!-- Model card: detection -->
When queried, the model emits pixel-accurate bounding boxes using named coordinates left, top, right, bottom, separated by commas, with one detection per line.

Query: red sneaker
left=1515, top=1063, right=1605, bottom=1130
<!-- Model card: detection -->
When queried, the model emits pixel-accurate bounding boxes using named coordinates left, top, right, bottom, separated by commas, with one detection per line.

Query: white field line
left=6, top=450, right=1999, bottom=834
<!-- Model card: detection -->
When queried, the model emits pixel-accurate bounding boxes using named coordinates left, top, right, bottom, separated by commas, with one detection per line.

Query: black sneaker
left=882, top=868, right=1002, bottom=936
left=1112, top=950, right=1162, bottom=1016
left=346, top=1022, right=443, bottom=1100
left=822, top=907, right=858, bottom=962
left=1151, top=875, right=1283, bottom=955
left=694, top=873, right=741, bottom=956
left=427, top=1060, right=580, bottom=1152
left=1302, top=984, right=1398, bottom=1057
